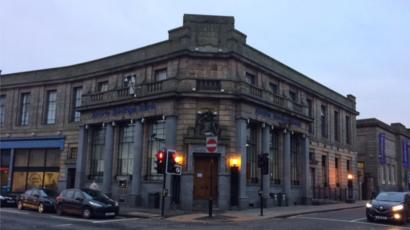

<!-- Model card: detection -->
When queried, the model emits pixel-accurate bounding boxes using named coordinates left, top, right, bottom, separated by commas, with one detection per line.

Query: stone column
left=165, top=115, right=177, bottom=208
left=261, top=125, right=271, bottom=206
left=75, top=126, right=88, bottom=188
left=282, top=129, right=291, bottom=203
left=130, top=120, right=143, bottom=205
left=7, top=149, right=14, bottom=189
left=236, top=118, right=248, bottom=209
left=103, top=123, right=114, bottom=195
left=301, top=135, right=312, bottom=204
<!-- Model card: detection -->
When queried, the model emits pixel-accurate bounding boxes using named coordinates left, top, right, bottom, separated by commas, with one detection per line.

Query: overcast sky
left=1, top=1, right=409, bottom=127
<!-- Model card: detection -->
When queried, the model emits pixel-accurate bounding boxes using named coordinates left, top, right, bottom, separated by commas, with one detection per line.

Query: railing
left=196, top=79, right=221, bottom=91
left=312, top=186, right=348, bottom=201
left=82, top=78, right=176, bottom=106
left=81, top=78, right=308, bottom=117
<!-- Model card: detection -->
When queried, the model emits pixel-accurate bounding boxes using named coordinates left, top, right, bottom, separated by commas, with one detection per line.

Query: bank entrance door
left=194, top=155, right=218, bottom=201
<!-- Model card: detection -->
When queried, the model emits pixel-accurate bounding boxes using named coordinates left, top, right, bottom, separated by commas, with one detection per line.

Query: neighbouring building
left=0, top=14, right=358, bottom=210
left=357, top=119, right=410, bottom=200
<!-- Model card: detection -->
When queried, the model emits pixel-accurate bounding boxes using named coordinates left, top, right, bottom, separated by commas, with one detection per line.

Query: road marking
left=349, top=217, right=366, bottom=222
left=49, top=215, right=94, bottom=222
left=295, top=216, right=410, bottom=229
left=92, top=217, right=140, bottom=224
left=55, top=224, right=73, bottom=228
left=0, top=209, right=29, bottom=215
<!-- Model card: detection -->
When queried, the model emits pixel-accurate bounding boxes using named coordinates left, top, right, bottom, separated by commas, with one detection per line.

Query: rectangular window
left=46, top=90, right=57, bottom=124
left=146, top=120, right=166, bottom=180
left=320, top=105, right=327, bottom=138
left=90, top=128, right=105, bottom=180
left=0, top=95, right=5, bottom=125
left=270, top=130, right=280, bottom=184
left=335, top=157, right=340, bottom=187
left=346, top=116, right=351, bottom=144
left=380, top=166, right=385, bottom=184
left=289, top=90, right=297, bottom=102
left=291, top=136, right=300, bottom=185
left=118, top=125, right=134, bottom=176
left=334, top=111, right=339, bottom=142
left=67, top=147, right=77, bottom=160
left=322, top=155, right=328, bottom=186
left=269, top=83, right=278, bottom=95
left=72, top=87, right=82, bottom=122
left=97, top=81, right=108, bottom=92
left=154, top=69, right=167, bottom=81
left=307, top=99, right=314, bottom=134
left=246, top=123, right=258, bottom=183
left=20, top=93, right=30, bottom=126
left=392, top=165, right=396, bottom=184
left=245, top=72, right=256, bottom=85
left=346, top=159, right=351, bottom=172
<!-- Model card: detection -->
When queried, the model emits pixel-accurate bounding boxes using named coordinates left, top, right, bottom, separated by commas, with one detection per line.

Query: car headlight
left=89, top=201, right=103, bottom=207
left=0, top=195, right=4, bottom=200
left=115, top=201, right=119, bottom=206
left=392, top=204, right=404, bottom=211
left=366, top=202, right=372, bottom=208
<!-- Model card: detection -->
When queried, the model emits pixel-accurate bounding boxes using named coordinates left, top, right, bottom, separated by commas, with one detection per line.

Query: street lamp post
left=346, top=173, right=354, bottom=203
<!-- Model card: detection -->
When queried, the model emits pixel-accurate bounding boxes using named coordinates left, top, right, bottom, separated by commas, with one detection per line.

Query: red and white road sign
left=206, top=136, right=218, bottom=153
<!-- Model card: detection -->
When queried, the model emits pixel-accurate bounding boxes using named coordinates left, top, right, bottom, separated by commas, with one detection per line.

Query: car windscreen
left=375, top=192, right=405, bottom=202
left=82, top=189, right=110, bottom=201
left=39, top=189, right=57, bottom=197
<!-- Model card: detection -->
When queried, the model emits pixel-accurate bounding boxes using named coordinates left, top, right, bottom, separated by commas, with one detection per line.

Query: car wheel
left=82, top=208, right=92, bottom=219
left=17, top=201, right=24, bottom=210
left=38, top=203, right=45, bottom=213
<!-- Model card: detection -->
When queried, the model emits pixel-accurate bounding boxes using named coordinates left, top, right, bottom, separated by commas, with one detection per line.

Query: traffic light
left=166, top=149, right=182, bottom=175
left=258, top=153, right=269, bottom=175
left=155, top=149, right=166, bottom=174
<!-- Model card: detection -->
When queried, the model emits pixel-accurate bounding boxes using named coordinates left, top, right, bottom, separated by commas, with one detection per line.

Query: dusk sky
left=1, top=1, right=409, bottom=127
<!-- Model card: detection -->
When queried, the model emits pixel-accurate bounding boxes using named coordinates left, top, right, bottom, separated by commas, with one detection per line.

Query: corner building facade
left=0, top=15, right=358, bottom=210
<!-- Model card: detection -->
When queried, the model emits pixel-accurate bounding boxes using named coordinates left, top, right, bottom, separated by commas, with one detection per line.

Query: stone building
left=357, top=118, right=410, bottom=199
left=0, top=14, right=358, bottom=210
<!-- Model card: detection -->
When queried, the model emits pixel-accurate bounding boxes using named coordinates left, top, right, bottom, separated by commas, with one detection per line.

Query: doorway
left=194, top=155, right=218, bottom=201
left=66, top=168, right=76, bottom=189
left=310, top=167, right=316, bottom=197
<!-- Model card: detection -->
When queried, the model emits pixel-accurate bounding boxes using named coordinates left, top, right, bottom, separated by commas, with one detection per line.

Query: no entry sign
left=206, top=136, right=218, bottom=153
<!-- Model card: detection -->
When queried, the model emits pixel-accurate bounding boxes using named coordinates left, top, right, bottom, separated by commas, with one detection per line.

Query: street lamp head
left=347, top=174, right=354, bottom=180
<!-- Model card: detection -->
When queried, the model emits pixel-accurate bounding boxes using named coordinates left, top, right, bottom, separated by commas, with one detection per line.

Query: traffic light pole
left=161, top=172, right=167, bottom=217
left=260, top=168, right=264, bottom=216
left=209, top=157, right=214, bottom=218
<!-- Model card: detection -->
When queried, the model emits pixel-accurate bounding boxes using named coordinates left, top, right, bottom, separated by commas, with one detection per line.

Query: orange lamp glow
left=229, top=157, right=241, bottom=168
left=175, top=155, right=183, bottom=165
left=347, top=174, right=354, bottom=180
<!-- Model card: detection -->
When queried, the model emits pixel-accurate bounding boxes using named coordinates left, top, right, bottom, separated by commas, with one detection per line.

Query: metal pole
left=161, top=172, right=167, bottom=217
left=209, top=158, right=213, bottom=218
left=260, top=170, right=264, bottom=216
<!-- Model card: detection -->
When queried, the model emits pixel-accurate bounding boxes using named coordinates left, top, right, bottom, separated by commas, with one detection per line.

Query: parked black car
left=366, top=192, right=410, bottom=225
left=56, top=188, right=119, bottom=219
left=17, top=188, right=57, bottom=213
left=0, top=188, right=17, bottom=207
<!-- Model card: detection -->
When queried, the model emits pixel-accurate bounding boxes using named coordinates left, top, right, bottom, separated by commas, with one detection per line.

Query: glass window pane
left=14, top=150, right=29, bottom=167
left=12, top=172, right=27, bottom=192
left=27, top=172, right=44, bottom=189
left=29, top=149, right=46, bottom=167
left=46, top=149, right=60, bottom=167
left=43, top=172, right=59, bottom=190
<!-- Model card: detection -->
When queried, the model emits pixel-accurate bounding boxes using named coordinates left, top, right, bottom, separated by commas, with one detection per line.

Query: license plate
left=105, top=212, right=115, bottom=216
left=375, top=216, right=388, bottom=220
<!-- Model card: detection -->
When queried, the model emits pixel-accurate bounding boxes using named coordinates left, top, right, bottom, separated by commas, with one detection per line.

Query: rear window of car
left=376, top=192, right=405, bottom=202
left=24, top=190, right=32, bottom=196
left=65, top=190, right=75, bottom=199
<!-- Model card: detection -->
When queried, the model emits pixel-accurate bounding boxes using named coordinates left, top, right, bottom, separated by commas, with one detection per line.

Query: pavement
left=119, top=200, right=367, bottom=223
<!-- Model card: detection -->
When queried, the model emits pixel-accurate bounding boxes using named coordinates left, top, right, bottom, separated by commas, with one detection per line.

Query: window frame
left=45, top=90, right=57, bottom=124
left=19, top=93, right=30, bottom=126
